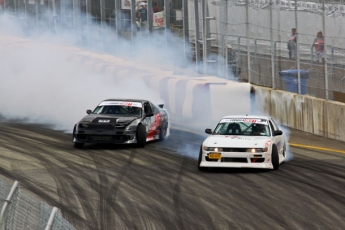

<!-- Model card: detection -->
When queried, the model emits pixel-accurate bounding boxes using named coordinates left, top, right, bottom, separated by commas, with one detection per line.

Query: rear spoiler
left=158, top=104, right=164, bottom=109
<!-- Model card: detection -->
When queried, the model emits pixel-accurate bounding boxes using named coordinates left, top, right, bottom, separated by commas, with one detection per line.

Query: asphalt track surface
left=0, top=121, right=345, bottom=230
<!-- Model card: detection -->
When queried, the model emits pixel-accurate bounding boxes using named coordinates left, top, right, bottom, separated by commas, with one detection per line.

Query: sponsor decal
left=220, top=118, right=267, bottom=124
left=154, top=11, right=165, bottom=27
left=265, top=140, right=272, bottom=147
left=99, top=101, right=142, bottom=108
left=230, top=136, right=253, bottom=140
left=98, top=120, right=110, bottom=123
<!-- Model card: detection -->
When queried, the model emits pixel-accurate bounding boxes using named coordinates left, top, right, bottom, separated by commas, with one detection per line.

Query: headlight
left=203, top=146, right=223, bottom=152
left=125, top=119, right=140, bottom=130
left=246, top=147, right=268, bottom=153
left=79, top=123, right=89, bottom=128
left=125, top=125, right=137, bottom=131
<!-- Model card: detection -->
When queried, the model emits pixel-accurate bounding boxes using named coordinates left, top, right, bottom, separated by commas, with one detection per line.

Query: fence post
left=193, top=0, right=200, bottom=73
left=52, top=0, right=58, bottom=34
left=322, top=0, right=328, bottom=100
left=295, top=0, right=301, bottom=95
left=35, top=0, right=39, bottom=32
left=270, top=0, right=275, bottom=89
left=0, top=181, right=19, bottom=230
left=182, top=0, right=189, bottom=67
left=311, top=44, right=314, bottom=65
left=130, top=0, right=136, bottom=50
left=164, top=0, right=171, bottom=61
left=45, top=207, right=58, bottom=230
left=246, top=0, right=251, bottom=83
left=114, top=0, right=122, bottom=48
left=224, top=0, right=228, bottom=79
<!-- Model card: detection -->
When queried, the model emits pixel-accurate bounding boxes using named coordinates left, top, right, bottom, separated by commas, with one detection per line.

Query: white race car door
left=268, top=119, right=285, bottom=155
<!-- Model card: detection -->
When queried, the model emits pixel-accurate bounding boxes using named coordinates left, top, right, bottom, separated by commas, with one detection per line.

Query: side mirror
left=86, top=110, right=92, bottom=114
left=205, top=129, right=212, bottom=134
left=158, top=104, right=164, bottom=109
left=273, top=130, right=283, bottom=136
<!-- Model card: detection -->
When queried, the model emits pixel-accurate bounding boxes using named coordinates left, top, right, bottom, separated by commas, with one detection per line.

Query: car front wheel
left=198, top=147, right=207, bottom=171
left=73, top=128, right=84, bottom=148
left=136, top=124, right=146, bottom=148
left=271, top=145, right=279, bottom=170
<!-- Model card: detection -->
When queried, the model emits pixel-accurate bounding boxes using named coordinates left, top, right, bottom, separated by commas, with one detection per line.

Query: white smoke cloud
left=0, top=11, right=167, bottom=132
left=0, top=39, right=163, bottom=132
left=0, top=8, right=250, bottom=140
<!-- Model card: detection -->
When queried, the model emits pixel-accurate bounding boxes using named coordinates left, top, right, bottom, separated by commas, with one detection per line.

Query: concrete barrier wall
left=61, top=43, right=251, bottom=122
left=252, top=85, right=345, bottom=142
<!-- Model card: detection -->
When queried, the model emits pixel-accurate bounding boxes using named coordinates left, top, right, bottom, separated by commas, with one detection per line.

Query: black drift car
left=73, top=99, right=169, bottom=148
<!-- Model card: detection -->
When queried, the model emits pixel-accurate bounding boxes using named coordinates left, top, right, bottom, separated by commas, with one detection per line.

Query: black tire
left=271, top=145, right=279, bottom=170
left=74, top=142, right=84, bottom=148
left=198, top=147, right=207, bottom=171
left=136, top=124, right=147, bottom=148
left=159, top=122, right=168, bottom=141
left=73, top=129, right=84, bottom=148
left=283, top=142, right=287, bottom=158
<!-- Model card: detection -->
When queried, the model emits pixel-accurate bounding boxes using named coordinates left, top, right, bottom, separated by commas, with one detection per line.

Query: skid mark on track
left=88, top=148, right=139, bottom=230
left=0, top=129, right=102, bottom=229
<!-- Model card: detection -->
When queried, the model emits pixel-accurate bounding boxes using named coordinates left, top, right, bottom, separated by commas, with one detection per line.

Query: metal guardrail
left=0, top=180, right=75, bottom=230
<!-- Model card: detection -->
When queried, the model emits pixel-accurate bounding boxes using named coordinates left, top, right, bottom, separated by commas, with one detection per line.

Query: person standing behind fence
left=287, top=28, right=297, bottom=59
left=313, top=30, right=325, bottom=64
left=138, top=3, right=148, bottom=34
left=153, top=1, right=161, bottom=13
left=227, top=45, right=241, bottom=79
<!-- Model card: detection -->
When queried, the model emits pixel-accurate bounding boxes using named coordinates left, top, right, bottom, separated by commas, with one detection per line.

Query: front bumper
left=73, top=127, right=138, bottom=144
left=199, top=150, right=274, bottom=169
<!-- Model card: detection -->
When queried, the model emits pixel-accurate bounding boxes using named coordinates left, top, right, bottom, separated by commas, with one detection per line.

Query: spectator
left=169, top=0, right=174, bottom=27
left=287, top=28, right=297, bottom=59
left=227, top=45, right=236, bottom=64
left=227, top=45, right=241, bottom=78
left=138, top=2, right=148, bottom=33
left=153, top=1, right=160, bottom=13
left=313, top=30, right=325, bottom=64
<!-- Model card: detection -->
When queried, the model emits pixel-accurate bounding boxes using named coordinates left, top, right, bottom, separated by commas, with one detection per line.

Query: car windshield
left=213, top=119, right=270, bottom=137
left=92, top=105, right=142, bottom=117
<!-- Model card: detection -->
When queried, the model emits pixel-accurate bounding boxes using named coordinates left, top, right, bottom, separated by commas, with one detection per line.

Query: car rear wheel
left=159, top=122, right=168, bottom=141
left=136, top=124, right=146, bottom=148
left=198, top=147, right=207, bottom=171
left=271, top=145, right=279, bottom=170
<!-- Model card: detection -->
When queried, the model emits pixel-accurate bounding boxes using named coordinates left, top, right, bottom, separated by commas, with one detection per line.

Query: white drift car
left=198, top=115, right=286, bottom=171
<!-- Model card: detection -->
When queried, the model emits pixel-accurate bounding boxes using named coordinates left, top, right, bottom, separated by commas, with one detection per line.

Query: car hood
left=79, top=115, right=139, bottom=126
left=203, top=135, right=272, bottom=148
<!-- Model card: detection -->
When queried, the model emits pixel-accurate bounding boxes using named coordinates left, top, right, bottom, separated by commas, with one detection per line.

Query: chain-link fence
left=1, top=0, right=189, bottom=58
left=188, top=0, right=345, bottom=102
left=0, top=179, right=75, bottom=230
left=2, top=0, right=345, bottom=99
